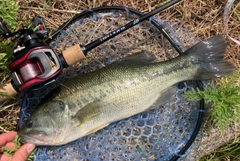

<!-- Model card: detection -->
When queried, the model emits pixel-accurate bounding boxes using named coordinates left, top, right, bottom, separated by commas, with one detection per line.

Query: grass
left=0, top=42, right=14, bottom=77
left=0, top=0, right=20, bottom=134
left=2, top=134, right=36, bottom=161
left=0, top=0, right=19, bottom=76
left=0, top=0, right=19, bottom=30
left=0, top=0, right=19, bottom=91
left=232, top=5, right=240, bottom=21
left=199, top=137, right=240, bottom=161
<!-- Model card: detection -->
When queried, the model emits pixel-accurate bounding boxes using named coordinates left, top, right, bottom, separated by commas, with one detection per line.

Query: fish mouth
left=18, top=133, right=53, bottom=146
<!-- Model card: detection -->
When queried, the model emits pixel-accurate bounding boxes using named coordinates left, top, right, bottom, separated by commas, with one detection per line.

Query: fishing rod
left=0, top=0, right=182, bottom=102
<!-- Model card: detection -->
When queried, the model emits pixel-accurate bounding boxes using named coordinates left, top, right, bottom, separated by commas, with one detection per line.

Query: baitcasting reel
left=0, top=16, right=86, bottom=94
left=0, top=17, right=62, bottom=92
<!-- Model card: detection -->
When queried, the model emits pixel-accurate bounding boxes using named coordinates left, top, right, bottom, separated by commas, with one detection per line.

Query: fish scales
left=55, top=56, right=193, bottom=116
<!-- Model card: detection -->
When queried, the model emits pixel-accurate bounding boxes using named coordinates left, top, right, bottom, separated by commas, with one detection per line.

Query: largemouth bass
left=18, top=35, right=234, bottom=146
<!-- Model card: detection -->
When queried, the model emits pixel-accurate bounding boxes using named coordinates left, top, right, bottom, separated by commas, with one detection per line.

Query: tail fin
left=184, top=35, right=235, bottom=80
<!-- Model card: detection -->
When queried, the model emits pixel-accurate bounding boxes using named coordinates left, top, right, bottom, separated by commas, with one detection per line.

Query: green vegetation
left=0, top=42, right=14, bottom=72
left=185, top=71, right=240, bottom=160
left=232, top=4, right=240, bottom=21
left=0, top=0, right=19, bottom=96
left=199, top=137, right=240, bottom=161
left=2, top=135, right=36, bottom=161
left=0, top=0, right=20, bottom=30
left=0, top=2, right=36, bottom=159
left=0, top=0, right=20, bottom=68
left=184, top=71, right=240, bottom=132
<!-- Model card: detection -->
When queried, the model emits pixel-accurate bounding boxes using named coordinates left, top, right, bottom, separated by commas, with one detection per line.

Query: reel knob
left=0, top=18, right=12, bottom=38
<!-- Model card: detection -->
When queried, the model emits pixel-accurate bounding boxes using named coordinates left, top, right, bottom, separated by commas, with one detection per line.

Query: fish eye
left=59, top=101, right=64, bottom=107
left=25, top=119, right=33, bottom=128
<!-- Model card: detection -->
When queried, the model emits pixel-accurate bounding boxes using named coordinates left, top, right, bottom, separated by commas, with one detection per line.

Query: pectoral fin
left=72, top=100, right=110, bottom=135
left=72, top=100, right=102, bottom=125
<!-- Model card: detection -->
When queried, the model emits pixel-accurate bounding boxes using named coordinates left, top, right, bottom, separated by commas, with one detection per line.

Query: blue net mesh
left=18, top=8, right=203, bottom=160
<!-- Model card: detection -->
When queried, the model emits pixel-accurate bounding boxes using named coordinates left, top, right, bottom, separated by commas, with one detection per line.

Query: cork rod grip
left=62, top=44, right=86, bottom=66
left=0, top=83, right=18, bottom=102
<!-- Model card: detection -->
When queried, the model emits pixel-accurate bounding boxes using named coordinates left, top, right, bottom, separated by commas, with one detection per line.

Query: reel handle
left=61, top=44, right=85, bottom=66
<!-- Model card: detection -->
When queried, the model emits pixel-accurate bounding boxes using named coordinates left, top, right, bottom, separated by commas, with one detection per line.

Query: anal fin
left=148, top=86, right=176, bottom=110
left=85, top=123, right=110, bottom=135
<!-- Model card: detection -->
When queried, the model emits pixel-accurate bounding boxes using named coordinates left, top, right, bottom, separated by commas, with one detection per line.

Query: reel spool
left=18, top=60, right=41, bottom=82
left=19, top=6, right=205, bottom=161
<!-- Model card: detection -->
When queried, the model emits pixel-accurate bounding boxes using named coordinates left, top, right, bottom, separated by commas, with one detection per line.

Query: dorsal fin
left=115, top=51, right=155, bottom=66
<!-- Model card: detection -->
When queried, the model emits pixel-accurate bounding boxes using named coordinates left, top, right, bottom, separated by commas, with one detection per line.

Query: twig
left=20, top=6, right=81, bottom=14
left=0, top=103, right=18, bottom=112
left=0, top=126, right=9, bottom=133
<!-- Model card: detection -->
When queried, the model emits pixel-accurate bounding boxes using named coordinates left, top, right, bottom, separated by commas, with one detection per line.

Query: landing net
left=18, top=7, right=204, bottom=161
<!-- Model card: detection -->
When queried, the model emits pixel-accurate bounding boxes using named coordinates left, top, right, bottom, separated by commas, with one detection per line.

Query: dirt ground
left=1, top=0, right=240, bottom=159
